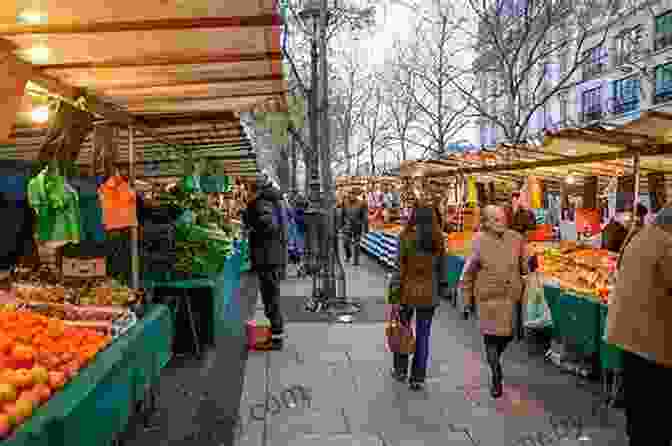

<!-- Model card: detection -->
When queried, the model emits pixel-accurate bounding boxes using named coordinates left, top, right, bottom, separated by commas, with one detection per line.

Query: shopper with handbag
left=460, top=205, right=529, bottom=398
left=388, top=200, right=444, bottom=391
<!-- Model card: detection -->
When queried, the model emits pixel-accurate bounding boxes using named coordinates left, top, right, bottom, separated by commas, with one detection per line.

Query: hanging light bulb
left=566, top=175, right=575, bottom=185
left=31, top=106, right=49, bottom=124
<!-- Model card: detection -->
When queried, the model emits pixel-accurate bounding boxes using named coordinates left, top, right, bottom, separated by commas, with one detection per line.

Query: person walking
left=605, top=202, right=672, bottom=446
left=389, top=201, right=444, bottom=391
left=242, top=171, right=288, bottom=343
left=339, top=188, right=368, bottom=266
left=460, top=205, right=528, bottom=398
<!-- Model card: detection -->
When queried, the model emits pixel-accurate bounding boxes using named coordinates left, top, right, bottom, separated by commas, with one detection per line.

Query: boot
left=490, top=363, right=503, bottom=398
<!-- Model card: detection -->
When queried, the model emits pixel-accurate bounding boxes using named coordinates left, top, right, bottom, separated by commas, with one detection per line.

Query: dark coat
left=339, top=199, right=368, bottom=235
left=244, top=186, right=287, bottom=269
left=511, top=208, right=536, bottom=235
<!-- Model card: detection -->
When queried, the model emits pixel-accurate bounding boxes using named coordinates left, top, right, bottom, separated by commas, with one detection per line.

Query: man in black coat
left=338, top=189, right=368, bottom=266
left=243, top=172, right=288, bottom=340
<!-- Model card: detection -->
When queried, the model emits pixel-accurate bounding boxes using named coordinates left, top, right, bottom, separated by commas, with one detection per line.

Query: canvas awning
left=0, top=0, right=287, bottom=177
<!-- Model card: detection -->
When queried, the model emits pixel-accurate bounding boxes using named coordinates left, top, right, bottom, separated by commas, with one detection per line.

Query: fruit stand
left=4, top=304, right=172, bottom=446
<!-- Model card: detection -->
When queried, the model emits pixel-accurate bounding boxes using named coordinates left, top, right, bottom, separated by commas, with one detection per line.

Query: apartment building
left=478, top=0, right=672, bottom=147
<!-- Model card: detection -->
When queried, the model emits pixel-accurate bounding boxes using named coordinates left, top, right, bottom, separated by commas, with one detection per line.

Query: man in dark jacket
left=243, top=173, right=287, bottom=340
left=339, top=189, right=368, bottom=266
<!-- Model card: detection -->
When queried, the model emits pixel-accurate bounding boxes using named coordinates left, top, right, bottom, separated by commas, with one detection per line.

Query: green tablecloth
left=8, top=304, right=174, bottom=446
left=142, top=249, right=244, bottom=342
left=543, top=284, right=625, bottom=370
left=599, top=303, right=625, bottom=371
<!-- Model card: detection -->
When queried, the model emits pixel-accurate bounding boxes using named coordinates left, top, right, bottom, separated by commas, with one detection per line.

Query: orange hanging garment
left=98, top=175, right=138, bottom=230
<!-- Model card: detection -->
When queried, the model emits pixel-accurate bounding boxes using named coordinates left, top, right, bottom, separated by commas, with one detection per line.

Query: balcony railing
left=654, top=88, right=672, bottom=104
left=582, top=63, right=606, bottom=81
left=655, top=33, right=672, bottom=51
left=610, top=99, right=639, bottom=115
left=580, top=109, right=603, bottom=122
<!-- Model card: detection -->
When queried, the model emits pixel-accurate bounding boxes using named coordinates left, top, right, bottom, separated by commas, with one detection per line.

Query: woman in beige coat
left=460, top=205, right=528, bottom=398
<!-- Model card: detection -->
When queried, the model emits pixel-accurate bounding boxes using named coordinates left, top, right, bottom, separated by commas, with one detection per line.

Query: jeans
left=343, top=232, right=361, bottom=265
left=257, top=266, right=284, bottom=334
left=624, top=350, right=672, bottom=446
left=393, top=306, right=436, bottom=382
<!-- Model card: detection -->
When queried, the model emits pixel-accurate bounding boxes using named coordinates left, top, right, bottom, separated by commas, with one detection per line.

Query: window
left=655, top=63, right=672, bottom=104
left=610, top=77, right=640, bottom=114
left=581, top=86, right=602, bottom=122
left=559, top=93, right=568, bottom=125
left=616, top=26, right=643, bottom=65
left=480, top=123, right=497, bottom=146
left=655, top=12, right=672, bottom=51
left=582, top=46, right=608, bottom=80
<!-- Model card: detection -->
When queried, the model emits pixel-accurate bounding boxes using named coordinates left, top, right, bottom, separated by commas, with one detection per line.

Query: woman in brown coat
left=460, top=205, right=528, bottom=398
left=390, top=201, right=444, bottom=391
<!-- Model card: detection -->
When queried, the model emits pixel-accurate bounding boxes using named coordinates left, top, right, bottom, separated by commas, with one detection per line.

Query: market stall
left=416, top=112, right=672, bottom=400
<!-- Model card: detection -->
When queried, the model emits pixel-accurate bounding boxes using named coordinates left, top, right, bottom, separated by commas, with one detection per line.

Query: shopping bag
left=524, top=273, right=551, bottom=328
left=385, top=305, right=415, bottom=354
left=386, top=272, right=401, bottom=305
left=246, top=318, right=272, bottom=350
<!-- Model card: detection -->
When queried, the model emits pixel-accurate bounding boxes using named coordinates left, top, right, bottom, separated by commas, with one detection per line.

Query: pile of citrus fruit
left=0, top=309, right=111, bottom=436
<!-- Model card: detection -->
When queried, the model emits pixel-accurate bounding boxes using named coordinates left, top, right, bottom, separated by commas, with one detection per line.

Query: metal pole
left=319, top=0, right=337, bottom=301
left=128, top=125, right=140, bottom=290
left=633, top=152, right=641, bottom=213
left=308, top=19, right=321, bottom=299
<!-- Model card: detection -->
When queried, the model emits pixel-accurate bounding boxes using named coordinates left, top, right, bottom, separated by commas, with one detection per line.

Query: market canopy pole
left=129, top=125, right=140, bottom=290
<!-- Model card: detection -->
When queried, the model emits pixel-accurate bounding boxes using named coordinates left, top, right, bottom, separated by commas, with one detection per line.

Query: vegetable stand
left=143, top=244, right=243, bottom=356
left=5, top=304, right=173, bottom=446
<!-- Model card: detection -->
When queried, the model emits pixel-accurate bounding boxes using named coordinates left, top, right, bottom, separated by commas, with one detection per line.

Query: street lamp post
left=300, top=0, right=357, bottom=315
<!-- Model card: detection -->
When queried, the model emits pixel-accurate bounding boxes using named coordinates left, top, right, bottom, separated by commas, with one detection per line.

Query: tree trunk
left=276, top=143, right=290, bottom=193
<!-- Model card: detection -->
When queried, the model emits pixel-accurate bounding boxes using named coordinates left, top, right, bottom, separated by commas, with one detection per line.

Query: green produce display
left=175, top=223, right=234, bottom=276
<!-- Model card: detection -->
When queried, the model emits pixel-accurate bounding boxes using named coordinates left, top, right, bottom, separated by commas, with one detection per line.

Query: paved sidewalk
left=236, top=256, right=628, bottom=446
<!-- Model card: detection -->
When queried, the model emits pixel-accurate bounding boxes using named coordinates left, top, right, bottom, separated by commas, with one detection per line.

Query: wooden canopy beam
left=0, top=15, right=280, bottom=35
left=120, top=91, right=288, bottom=104
left=36, top=51, right=283, bottom=70
left=95, top=74, right=283, bottom=92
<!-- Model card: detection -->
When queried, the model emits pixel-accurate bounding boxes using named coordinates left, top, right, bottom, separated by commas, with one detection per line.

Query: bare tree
left=445, top=0, right=629, bottom=157
left=392, top=11, right=470, bottom=159
left=358, top=75, right=394, bottom=175
left=329, top=50, right=371, bottom=175
left=381, top=38, right=423, bottom=163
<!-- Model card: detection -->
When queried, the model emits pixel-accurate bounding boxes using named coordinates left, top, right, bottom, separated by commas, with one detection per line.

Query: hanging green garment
left=27, top=169, right=81, bottom=243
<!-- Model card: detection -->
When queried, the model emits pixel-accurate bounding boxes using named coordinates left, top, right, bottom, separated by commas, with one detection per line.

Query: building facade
left=478, top=0, right=672, bottom=147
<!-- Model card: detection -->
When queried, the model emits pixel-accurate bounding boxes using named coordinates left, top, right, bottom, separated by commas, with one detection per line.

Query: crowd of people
left=242, top=170, right=669, bottom=446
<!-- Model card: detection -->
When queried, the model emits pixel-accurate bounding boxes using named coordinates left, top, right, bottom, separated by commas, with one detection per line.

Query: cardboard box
left=62, top=257, right=106, bottom=279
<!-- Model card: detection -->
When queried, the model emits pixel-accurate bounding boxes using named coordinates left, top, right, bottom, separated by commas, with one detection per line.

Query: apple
left=13, top=370, right=33, bottom=389
left=31, top=367, right=49, bottom=386
left=15, top=399, right=33, bottom=420
left=33, top=384, right=51, bottom=404
left=0, top=414, right=11, bottom=438
left=17, top=391, right=38, bottom=410
left=0, top=384, right=16, bottom=403
left=48, top=371, right=66, bottom=391
left=3, top=403, right=22, bottom=426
